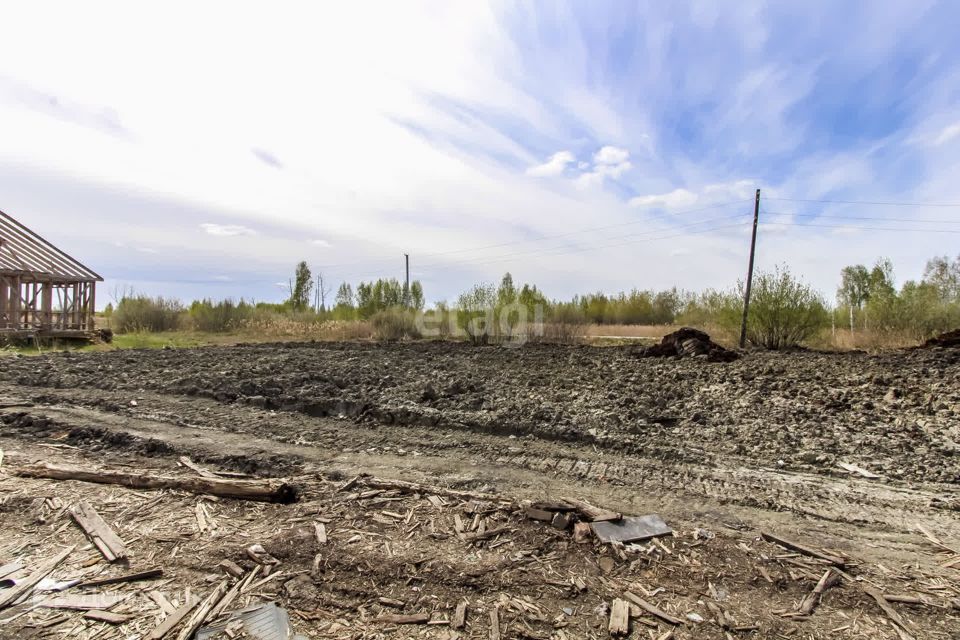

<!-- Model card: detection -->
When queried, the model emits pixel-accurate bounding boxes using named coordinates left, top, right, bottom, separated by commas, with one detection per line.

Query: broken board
left=591, top=514, right=671, bottom=543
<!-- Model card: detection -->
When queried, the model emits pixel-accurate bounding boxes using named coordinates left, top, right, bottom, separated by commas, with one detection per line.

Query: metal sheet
left=590, top=514, right=672, bottom=543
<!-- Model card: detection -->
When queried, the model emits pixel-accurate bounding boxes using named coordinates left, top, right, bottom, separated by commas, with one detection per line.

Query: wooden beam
left=41, top=282, right=52, bottom=330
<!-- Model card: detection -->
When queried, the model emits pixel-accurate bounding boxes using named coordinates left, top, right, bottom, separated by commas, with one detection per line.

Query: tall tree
left=288, top=261, right=313, bottom=311
left=335, top=282, right=354, bottom=308
left=410, top=281, right=425, bottom=310
left=923, top=254, right=960, bottom=302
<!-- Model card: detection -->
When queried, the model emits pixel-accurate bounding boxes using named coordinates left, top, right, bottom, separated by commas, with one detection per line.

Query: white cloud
left=629, top=188, right=698, bottom=209
left=594, top=145, right=630, bottom=167
left=575, top=146, right=632, bottom=188
left=934, top=121, right=960, bottom=146
left=311, top=238, right=332, bottom=247
left=200, top=223, right=256, bottom=237
left=526, top=150, right=575, bottom=177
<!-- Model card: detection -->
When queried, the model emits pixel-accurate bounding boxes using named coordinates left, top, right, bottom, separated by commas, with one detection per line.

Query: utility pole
left=738, top=189, right=760, bottom=348
left=404, top=253, right=410, bottom=307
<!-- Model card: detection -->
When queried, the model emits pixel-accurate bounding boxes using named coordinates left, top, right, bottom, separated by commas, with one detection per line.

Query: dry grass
left=584, top=324, right=675, bottom=338
left=813, top=328, right=922, bottom=351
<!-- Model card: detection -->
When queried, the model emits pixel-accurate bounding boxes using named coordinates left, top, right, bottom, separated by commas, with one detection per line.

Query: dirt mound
left=634, top=327, right=740, bottom=362
left=923, top=328, right=960, bottom=348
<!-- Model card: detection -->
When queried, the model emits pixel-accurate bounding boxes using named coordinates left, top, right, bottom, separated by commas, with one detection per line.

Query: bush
left=739, top=266, right=829, bottom=349
left=371, top=308, right=420, bottom=341
left=114, top=295, right=184, bottom=333
left=542, top=304, right=587, bottom=344
left=188, top=299, right=253, bottom=333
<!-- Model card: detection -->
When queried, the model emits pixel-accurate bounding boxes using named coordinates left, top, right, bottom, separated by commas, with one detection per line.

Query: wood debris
left=558, top=496, right=621, bottom=522
left=0, top=545, right=74, bottom=609
left=69, top=501, right=127, bottom=562
left=760, top=531, right=847, bottom=566
left=16, top=462, right=299, bottom=503
left=608, top=598, right=630, bottom=636
left=623, top=591, right=683, bottom=626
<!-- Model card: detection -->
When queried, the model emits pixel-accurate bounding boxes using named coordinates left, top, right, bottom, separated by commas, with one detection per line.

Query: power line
left=760, top=221, right=960, bottom=234
left=764, top=197, right=960, bottom=208
left=762, top=211, right=960, bottom=224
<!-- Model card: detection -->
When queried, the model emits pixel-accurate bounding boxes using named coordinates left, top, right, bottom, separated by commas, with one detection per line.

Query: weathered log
left=15, top=463, right=299, bottom=504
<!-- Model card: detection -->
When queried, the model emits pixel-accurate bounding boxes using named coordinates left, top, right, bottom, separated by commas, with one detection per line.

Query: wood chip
left=314, top=522, right=328, bottom=545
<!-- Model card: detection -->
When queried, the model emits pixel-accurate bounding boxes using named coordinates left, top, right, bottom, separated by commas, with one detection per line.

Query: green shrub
left=371, top=308, right=420, bottom=341
left=114, top=295, right=184, bottom=333
left=188, top=299, right=253, bottom=333
left=739, top=266, right=829, bottom=349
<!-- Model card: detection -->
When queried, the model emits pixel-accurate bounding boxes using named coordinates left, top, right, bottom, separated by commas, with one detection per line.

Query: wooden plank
left=148, top=590, right=176, bottom=616
left=70, top=501, right=127, bottom=562
left=864, top=586, right=913, bottom=638
left=146, top=595, right=200, bottom=640
left=837, top=461, right=880, bottom=479
left=559, top=496, right=621, bottom=522
left=82, top=610, right=133, bottom=624
left=489, top=607, right=501, bottom=640
left=623, top=592, right=682, bottom=626
left=375, top=613, right=431, bottom=624
left=40, top=593, right=127, bottom=610
left=608, top=598, right=630, bottom=636
left=0, top=562, right=24, bottom=580
left=0, top=545, right=74, bottom=609
left=78, top=567, right=162, bottom=588
left=178, top=456, right=218, bottom=478
left=760, top=531, right=846, bottom=566
left=175, top=580, right=230, bottom=640
left=452, top=601, right=467, bottom=630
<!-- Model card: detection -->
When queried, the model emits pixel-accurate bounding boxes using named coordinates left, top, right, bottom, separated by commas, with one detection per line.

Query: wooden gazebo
left=1, top=209, right=102, bottom=339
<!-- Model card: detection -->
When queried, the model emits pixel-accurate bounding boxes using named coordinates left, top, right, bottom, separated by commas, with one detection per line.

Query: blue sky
left=1, top=1, right=959, bottom=306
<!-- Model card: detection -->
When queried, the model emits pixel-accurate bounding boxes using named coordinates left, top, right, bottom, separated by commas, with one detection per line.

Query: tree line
left=108, top=253, right=960, bottom=348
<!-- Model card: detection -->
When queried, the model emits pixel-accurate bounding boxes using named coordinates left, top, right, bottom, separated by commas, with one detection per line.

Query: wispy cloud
left=2, top=2, right=959, bottom=302
left=933, top=121, right=960, bottom=146
left=251, top=148, right=283, bottom=169
left=200, top=223, right=256, bottom=237
left=526, top=150, right=575, bottom=177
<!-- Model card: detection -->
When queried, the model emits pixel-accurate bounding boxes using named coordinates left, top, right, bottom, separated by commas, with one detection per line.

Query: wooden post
left=0, top=276, right=8, bottom=329
left=41, top=282, right=52, bottom=330
left=738, top=189, right=761, bottom=348
left=87, top=281, right=96, bottom=331
left=11, top=275, right=21, bottom=329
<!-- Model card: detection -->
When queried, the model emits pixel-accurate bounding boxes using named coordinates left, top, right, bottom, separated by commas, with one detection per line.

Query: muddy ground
left=0, top=340, right=958, bottom=638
